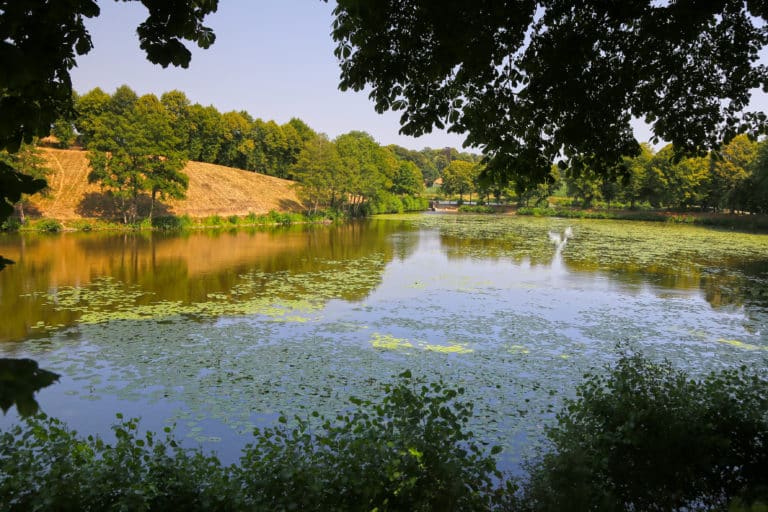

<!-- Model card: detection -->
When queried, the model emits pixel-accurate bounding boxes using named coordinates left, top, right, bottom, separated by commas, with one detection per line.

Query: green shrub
left=458, top=205, right=496, bottom=213
left=68, top=219, right=94, bottom=232
left=517, top=207, right=558, bottom=217
left=523, top=351, right=768, bottom=511
left=0, top=373, right=512, bottom=511
left=179, top=214, right=193, bottom=228
left=203, top=215, right=222, bottom=227
left=237, top=370, right=512, bottom=510
left=401, top=195, right=429, bottom=212
left=0, top=414, right=240, bottom=511
left=32, top=219, right=62, bottom=233
left=0, top=217, right=22, bottom=232
left=228, top=215, right=239, bottom=225
left=151, top=216, right=192, bottom=230
left=370, top=192, right=414, bottom=214
left=245, top=212, right=259, bottom=224
left=267, top=210, right=285, bottom=224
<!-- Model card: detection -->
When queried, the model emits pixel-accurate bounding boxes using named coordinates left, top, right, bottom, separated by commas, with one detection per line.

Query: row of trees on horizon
left=436, top=137, right=768, bottom=215
left=559, top=136, right=768, bottom=214
left=3, top=84, right=768, bottom=223
left=39, top=85, right=481, bottom=222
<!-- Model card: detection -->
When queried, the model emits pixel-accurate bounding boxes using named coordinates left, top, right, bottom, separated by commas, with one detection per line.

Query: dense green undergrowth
left=0, top=197, right=429, bottom=233
left=368, top=193, right=429, bottom=215
left=517, top=207, right=768, bottom=232
left=0, top=211, right=330, bottom=233
left=1, top=354, right=767, bottom=511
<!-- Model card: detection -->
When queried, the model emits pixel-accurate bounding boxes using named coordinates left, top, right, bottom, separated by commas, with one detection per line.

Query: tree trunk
left=149, top=189, right=157, bottom=224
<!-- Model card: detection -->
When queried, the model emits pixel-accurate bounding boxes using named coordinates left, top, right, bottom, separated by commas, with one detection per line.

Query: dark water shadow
left=0, top=358, right=59, bottom=416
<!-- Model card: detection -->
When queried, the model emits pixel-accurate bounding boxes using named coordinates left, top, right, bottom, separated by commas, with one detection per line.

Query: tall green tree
left=618, top=143, right=654, bottom=209
left=108, top=85, right=138, bottom=117
left=217, top=111, right=253, bottom=170
left=286, top=117, right=317, bottom=144
left=187, top=103, right=224, bottom=163
left=258, top=119, right=289, bottom=177
left=278, top=122, right=306, bottom=180
left=335, top=131, right=397, bottom=213
left=391, top=160, right=425, bottom=196
left=564, top=165, right=603, bottom=208
left=87, top=94, right=187, bottom=224
left=135, top=96, right=189, bottom=221
left=74, top=87, right=111, bottom=148
left=160, top=90, right=193, bottom=158
left=291, top=134, right=345, bottom=213
left=389, top=145, right=439, bottom=186
left=751, top=140, right=768, bottom=213
left=707, top=134, right=758, bottom=212
left=441, top=161, right=476, bottom=202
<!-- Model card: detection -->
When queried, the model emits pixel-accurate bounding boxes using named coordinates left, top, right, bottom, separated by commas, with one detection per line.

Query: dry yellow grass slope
left=31, top=148, right=304, bottom=220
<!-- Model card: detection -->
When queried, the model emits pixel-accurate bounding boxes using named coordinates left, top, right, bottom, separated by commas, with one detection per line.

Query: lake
left=1, top=214, right=767, bottom=470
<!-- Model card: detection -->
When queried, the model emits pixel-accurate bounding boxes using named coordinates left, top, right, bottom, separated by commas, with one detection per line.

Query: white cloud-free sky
left=70, top=1, right=767, bottom=152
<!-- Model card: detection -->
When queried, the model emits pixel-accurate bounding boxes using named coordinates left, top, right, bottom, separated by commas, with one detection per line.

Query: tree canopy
left=87, top=92, right=188, bottom=224
left=3, top=1, right=768, bottom=220
left=0, top=0, right=218, bottom=217
left=331, top=1, right=768, bottom=184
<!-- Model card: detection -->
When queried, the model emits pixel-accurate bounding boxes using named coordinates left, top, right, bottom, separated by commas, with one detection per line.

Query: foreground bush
left=522, top=352, right=768, bottom=511
left=23, top=218, right=62, bottom=232
left=0, top=371, right=511, bottom=511
left=2, top=356, right=767, bottom=511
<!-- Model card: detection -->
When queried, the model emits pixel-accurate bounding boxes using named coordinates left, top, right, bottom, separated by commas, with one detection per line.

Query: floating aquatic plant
left=2, top=214, right=767, bottom=471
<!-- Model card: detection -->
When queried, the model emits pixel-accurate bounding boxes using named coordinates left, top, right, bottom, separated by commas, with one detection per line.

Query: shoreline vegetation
left=439, top=203, right=768, bottom=233
left=4, top=203, right=768, bottom=233
left=1, top=211, right=336, bottom=234
left=3, top=353, right=767, bottom=511
left=0, top=197, right=431, bottom=234
left=516, top=206, right=768, bottom=232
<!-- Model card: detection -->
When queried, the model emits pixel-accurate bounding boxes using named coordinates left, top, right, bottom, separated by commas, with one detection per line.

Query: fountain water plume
left=548, top=227, right=573, bottom=253
left=549, top=227, right=573, bottom=273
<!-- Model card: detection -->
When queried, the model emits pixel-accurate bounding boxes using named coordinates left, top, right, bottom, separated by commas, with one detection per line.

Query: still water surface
left=1, top=214, right=767, bottom=468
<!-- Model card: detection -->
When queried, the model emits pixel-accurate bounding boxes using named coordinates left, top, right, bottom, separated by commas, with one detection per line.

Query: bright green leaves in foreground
left=237, top=371, right=507, bottom=511
left=524, top=351, right=768, bottom=511
left=0, top=372, right=510, bottom=511
left=2, top=355, right=768, bottom=510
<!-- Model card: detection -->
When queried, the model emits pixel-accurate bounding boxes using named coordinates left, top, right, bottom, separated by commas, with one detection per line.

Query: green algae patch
left=718, top=339, right=766, bottom=351
left=424, top=342, right=473, bottom=354
left=26, top=253, right=388, bottom=331
left=508, top=345, right=531, bottom=355
left=371, top=333, right=413, bottom=350
left=370, top=333, right=473, bottom=354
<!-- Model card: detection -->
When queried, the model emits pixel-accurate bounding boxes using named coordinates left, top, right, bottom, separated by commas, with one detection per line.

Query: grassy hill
left=30, top=149, right=303, bottom=220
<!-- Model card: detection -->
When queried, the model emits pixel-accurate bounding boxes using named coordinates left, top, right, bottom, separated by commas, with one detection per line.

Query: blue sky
left=71, top=0, right=467, bottom=151
left=71, top=1, right=766, bottom=152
